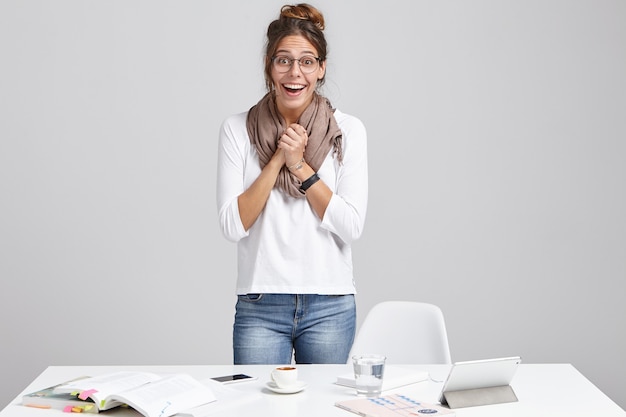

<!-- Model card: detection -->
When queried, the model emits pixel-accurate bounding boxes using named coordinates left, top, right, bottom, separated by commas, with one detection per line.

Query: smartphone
left=210, top=374, right=257, bottom=384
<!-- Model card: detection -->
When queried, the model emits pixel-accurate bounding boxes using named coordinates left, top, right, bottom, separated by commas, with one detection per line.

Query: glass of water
left=352, top=354, right=386, bottom=397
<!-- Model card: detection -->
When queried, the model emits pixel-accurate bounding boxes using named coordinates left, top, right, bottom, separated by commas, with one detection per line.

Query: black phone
left=210, top=373, right=257, bottom=384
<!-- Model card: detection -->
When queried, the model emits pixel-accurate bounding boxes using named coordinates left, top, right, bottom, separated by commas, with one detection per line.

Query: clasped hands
left=276, top=123, right=308, bottom=169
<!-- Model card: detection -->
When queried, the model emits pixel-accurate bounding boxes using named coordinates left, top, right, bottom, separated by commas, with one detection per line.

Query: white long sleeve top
left=217, top=109, right=368, bottom=295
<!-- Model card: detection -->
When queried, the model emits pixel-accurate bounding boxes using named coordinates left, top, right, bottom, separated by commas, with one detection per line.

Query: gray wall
left=1, top=0, right=625, bottom=410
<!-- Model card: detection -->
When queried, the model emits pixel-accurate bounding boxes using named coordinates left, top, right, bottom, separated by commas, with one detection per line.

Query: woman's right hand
left=277, top=123, right=308, bottom=169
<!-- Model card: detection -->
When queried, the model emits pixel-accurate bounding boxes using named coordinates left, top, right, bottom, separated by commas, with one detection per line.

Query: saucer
left=266, top=380, right=307, bottom=394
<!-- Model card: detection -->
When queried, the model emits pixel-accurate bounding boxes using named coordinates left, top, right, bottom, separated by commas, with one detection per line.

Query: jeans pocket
left=239, top=293, right=263, bottom=302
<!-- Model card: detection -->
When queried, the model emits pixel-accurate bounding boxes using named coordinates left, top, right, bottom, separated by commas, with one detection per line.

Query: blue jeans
left=233, top=294, right=356, bottom=364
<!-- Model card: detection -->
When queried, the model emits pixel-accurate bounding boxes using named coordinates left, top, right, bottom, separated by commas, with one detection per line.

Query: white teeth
left=284, top=84, right=305, bottom=90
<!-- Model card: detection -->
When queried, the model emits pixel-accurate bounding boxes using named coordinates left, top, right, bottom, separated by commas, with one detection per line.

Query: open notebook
left=336, top=394, right=455, bottom=417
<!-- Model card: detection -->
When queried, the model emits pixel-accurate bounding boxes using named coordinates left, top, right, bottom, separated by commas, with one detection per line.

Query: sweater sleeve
left=319, top=113, right=368, bottom=244
left=216, top=113, right=249, bottom=242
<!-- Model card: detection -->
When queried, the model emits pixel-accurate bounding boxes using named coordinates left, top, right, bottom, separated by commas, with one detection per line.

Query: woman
left=217, top=3, right=368, bottom=364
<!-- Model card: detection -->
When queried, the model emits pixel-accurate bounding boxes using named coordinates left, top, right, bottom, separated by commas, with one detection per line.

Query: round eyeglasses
left=272, top=55, right=321, bottom=74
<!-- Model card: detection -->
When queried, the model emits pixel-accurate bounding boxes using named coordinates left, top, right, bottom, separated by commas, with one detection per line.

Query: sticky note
left=63, top=405, right=73, bottom=413
left=78, top=389, right=97, bottom=400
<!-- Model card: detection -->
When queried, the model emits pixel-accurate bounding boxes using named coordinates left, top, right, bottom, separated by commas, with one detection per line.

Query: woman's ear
left=318, top=60, right=326, bottom=80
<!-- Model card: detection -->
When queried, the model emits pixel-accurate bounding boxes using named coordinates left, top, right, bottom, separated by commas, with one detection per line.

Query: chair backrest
left=349, top=301, right=452, bottom=364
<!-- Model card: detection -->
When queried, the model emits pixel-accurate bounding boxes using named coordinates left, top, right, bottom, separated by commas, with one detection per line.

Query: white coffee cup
left=271, top=366, right=298, bottom=388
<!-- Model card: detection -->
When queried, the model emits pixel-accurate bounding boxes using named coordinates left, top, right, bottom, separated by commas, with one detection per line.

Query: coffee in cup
left=271, top=366, right=298, bottom=388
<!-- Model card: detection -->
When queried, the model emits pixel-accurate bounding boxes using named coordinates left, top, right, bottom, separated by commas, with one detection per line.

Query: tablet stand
left=442, top=384, right=518, bottom=409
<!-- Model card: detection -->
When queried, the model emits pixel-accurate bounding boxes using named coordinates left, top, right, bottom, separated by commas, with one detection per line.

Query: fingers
left=283, top=124, right=308, bottom=146
left=277, top=125, right=308, bottom=170
left=277, top=124, right=308, bottom=153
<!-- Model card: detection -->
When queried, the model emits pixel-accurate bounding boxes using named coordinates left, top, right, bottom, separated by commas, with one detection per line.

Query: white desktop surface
left=3, top=364, right=625, bottom=417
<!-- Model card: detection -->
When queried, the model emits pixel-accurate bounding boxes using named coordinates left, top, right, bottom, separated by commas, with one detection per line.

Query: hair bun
left=280, top=3, right=325, bottom=30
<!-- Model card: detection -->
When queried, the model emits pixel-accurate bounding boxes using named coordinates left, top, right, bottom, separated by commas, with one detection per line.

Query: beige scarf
left=246, top=92, right=343, bottom=198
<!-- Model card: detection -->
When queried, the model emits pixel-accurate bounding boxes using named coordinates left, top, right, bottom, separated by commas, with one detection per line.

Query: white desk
left=2, top=364, right=624, bottom=417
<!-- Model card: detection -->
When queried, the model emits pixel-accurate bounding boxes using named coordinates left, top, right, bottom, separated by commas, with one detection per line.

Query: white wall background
left=1, top=0, right=625, bottom=410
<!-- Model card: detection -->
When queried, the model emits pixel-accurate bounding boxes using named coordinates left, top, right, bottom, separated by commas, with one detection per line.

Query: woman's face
left=271, top=35, right=326, bottom=123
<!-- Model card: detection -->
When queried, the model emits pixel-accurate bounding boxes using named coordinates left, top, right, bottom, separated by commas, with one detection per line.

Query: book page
left=107, top=374, right=216, bottom=417
left=54, top=371, right=162, bottom=410
left=175, top=379, right=261, bottom=417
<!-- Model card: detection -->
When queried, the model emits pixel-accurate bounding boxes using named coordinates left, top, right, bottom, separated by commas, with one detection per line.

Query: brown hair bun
left=280, top=3, right=325, bottom=31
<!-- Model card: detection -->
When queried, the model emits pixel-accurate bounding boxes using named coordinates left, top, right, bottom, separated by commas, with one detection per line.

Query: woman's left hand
left=278, top=123, right=308, bottom=168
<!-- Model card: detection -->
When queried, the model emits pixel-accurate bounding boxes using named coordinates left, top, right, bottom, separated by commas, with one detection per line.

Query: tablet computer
left=439, top=356, right=521, bottom=404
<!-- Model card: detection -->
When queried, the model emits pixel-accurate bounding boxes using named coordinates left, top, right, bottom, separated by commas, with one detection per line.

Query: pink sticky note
left=63, top=405, right=73, bottom=413
left=78, top=389, right=98, bottom=400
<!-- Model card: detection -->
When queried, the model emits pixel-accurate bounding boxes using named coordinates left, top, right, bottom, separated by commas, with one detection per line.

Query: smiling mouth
left=283, top=84, right=306, bottom=93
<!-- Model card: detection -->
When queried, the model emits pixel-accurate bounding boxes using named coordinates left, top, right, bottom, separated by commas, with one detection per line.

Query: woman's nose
left=288, top=60, right=302, bottom=76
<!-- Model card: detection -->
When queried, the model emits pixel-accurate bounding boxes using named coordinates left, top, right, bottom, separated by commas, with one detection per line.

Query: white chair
left=349, top=301, right=452, bottom=364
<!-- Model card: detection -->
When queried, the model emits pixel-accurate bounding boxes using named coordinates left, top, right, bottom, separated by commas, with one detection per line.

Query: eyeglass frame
left=271, top=55, right=322, bottom=74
